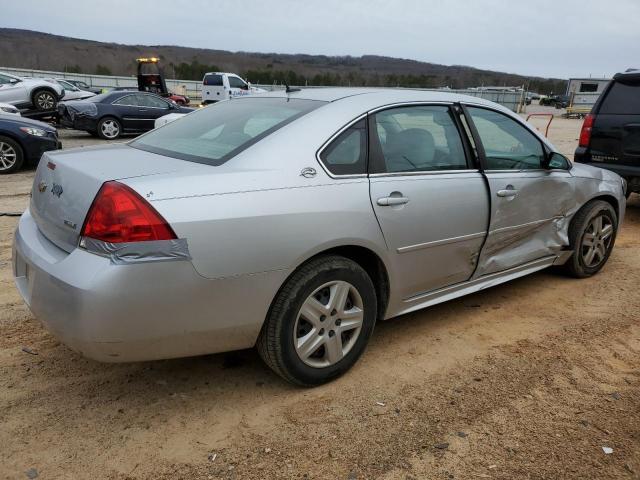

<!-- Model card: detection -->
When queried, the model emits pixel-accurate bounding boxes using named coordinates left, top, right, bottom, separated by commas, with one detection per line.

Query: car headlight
left=621, top=177, right=628, bottom=196
left=1, top=106, right=18, bottom=114
left=19, top=127, right=47, bottom=137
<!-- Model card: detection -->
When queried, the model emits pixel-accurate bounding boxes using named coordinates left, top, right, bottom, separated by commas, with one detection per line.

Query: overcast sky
left=3, top=0, right=639, bottom=79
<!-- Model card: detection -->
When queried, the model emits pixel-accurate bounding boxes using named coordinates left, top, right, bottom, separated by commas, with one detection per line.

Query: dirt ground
left=1, top=115, right=639, bottom=480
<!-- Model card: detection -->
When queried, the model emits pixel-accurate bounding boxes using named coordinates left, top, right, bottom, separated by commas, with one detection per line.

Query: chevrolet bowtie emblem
left=51, top=183, right=63, bottom=198
left=38, top=181, right=47, bottom=193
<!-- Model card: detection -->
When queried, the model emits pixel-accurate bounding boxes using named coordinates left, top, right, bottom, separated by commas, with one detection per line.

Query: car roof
left=613, top=70, right=640, bottom=84
left=245, top=87, right=508, bottom=111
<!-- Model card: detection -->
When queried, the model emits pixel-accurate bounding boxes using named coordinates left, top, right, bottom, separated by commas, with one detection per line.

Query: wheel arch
left=0, top=131, right=25, bottom=153
left=30, top=86, right=59, bottom=103
left=272, top=244, right=391, bottom=323
left=567, top=194, right=620, bottom=249
left=590, top=194, right=620, bottom=220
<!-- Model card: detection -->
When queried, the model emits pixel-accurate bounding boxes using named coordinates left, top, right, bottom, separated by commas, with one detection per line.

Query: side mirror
left=9, top=78, right=20, bottom=84
left=544, top=152, right=571, bottom=170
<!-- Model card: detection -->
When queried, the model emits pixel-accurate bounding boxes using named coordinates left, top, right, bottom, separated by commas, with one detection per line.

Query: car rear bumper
left=12, top=209, right=285, bottom=362
left=575, top=147, right=640, bottom=180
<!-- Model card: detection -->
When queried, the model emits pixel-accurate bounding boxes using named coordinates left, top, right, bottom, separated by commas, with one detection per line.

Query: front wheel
left=563, top=200, right=618, bottom=278
left=0, top=136, right=24, bottom=174
left=258, top=255, right=377, bottom=386
left=97, top=117, right=122, bottom=140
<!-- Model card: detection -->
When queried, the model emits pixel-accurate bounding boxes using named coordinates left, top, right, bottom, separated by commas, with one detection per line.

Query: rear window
left=203, top=74, right=223, bottom=86
left=599, top=82, right=640, bottom=114
left=130, top=97, right=324, bottom=166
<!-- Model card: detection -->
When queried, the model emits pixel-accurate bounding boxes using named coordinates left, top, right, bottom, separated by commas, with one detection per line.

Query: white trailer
left=565, top=77, right=610, bottom=115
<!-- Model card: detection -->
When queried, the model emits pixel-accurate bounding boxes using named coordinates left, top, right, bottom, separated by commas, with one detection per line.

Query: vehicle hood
left=0, top=115, right=56, bottom=131
left=570, top=162, right=622, bottom=183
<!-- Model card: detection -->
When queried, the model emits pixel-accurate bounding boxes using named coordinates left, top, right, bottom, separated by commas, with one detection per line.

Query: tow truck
left=135, top=57, right=190, bottom=105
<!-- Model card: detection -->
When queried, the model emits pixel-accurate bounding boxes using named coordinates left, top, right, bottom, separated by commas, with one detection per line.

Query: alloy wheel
left=36, top=92, right=55, bottom=110
left=581, top=214, right=613, bottom=268
left=0, top=142, right=17, bottom=171
left=294, top=280, right=364, bottom=368
left=101, top=120, right=120, bottom=139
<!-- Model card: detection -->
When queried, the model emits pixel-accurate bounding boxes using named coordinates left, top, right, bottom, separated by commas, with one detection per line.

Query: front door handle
left=377, top=196, right=410, bottom=206
left=497, top=187, right=518, bottom=198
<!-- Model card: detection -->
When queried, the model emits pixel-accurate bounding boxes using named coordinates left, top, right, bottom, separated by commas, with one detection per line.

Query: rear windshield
left=203, top=74, right=223, bottom=86
left=129, top=97, right=324, bottom=166
left=599, top=82, right=640, bottom=114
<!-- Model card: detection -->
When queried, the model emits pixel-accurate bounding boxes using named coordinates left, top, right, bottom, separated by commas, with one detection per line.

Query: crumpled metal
left=82, top=238, right=191, bottom=265
left=60, top=101, right=98, bottom=120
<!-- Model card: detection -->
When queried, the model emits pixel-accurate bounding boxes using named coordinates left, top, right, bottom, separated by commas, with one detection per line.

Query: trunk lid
left=30, top=144, right=204, bottom=252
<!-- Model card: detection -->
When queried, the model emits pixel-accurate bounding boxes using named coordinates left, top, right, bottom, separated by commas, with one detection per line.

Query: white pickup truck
left=155, top=72, right=268, bottom=128
left=201, top=72, right=266, bottom=104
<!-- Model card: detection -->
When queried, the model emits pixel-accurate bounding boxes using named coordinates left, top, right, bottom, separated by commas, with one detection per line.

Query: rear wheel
left=0, top=136, right=24, bottom=174
left=97, top=117, right=122, bottom=140
left=258, top=255, right=377, bottom=386
left=32, top=89, right=57, bottom=111
left=563, top=200, right=617, bottom=278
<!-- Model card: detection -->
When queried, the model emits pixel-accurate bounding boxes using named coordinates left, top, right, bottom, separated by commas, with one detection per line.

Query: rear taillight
left=81, top=181, right=176, bottom=243
left=579, top=113, right=595, bottom=148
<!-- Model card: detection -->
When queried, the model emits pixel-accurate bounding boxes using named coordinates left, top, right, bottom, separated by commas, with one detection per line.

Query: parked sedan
left=13, top=89, right=625, bottom=385
left=0, top=115, right=60, bottom=173
left=64, top=79, right=102, bottom=95
left=58, top=91, right=193, bottom=140
left=51, top=79, right=96, bottom=101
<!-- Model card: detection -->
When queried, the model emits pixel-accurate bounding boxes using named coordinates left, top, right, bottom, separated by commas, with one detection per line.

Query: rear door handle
left=497, top=189, right=518, bottom=198
left=377, top=196, right=410, bottom=206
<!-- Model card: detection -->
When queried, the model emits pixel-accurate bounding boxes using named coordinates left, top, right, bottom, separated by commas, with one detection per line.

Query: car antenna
left=284, top=82, right=301, bottom=94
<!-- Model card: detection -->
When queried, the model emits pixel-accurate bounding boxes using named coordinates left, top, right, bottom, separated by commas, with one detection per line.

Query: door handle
left=497, top=189, right=518, bottom=198
left=377, top=196, right=410, bottom=206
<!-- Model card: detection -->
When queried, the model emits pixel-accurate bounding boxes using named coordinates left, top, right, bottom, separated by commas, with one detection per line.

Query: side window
left=466, top=107, right=544, bottom=170
left=372, top=105, right=468, bottom=173
left=140, top=95, right=170, bottom=109
left=319, top=119, right=367, bottom=175
left=0, top=74, right=13, bottom=85
left=228, top=76, right=248, bottom=89
left=203, top=74, right=223, bottom=86
left=113, top=95, right=139, bottom=106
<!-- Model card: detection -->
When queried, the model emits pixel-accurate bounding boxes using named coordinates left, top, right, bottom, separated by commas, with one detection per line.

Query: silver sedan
left=12, top=89, right=626, bottom=385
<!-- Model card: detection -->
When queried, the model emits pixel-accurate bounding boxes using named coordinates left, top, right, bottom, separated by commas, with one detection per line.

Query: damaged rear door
left=463, top=106, right=574, bottom=276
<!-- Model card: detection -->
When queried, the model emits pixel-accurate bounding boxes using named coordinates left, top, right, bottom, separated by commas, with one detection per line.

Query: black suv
left=575, top=70, right=640, bottom=196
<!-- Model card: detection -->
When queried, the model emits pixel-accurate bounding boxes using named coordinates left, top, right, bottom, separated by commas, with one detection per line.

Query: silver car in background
left=12, top=89, right=626, bottom=385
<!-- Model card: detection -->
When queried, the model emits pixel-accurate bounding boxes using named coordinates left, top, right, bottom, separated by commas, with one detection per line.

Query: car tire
left=257, top=255, right=377, bottom=386
left=0, top=136, right=24, bottom=174
left=97, top=117, right=122, bottom=140
left=32, top=89, right=57, bottom=111
left=563, top=200, right=618, bottom=278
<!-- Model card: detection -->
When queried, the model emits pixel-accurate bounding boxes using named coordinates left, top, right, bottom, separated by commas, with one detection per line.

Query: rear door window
left=599, top=82, right=640, bottom=114
left=371, top=105, right=468, bottom=173
left=113, top=95, right=140, bottom=106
